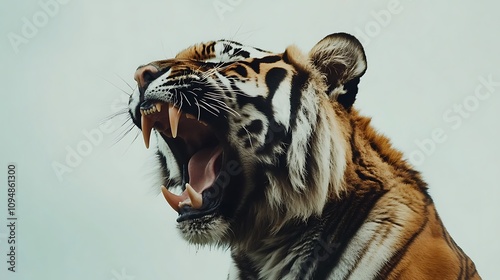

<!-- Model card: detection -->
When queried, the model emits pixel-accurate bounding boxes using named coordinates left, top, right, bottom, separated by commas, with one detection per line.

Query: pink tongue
left=188, top=146, right=222, bottom=193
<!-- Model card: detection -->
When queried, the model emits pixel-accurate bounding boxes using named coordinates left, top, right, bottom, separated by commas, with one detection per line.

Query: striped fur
left=128, top=33, right=480, bottom=279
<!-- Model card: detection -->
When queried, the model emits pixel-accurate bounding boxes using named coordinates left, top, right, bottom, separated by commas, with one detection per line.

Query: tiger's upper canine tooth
left=161, top=185, right=181, bottom=212
left=168, top=104, right=181, bottom=138
left=155, top=103, right=162, bottom=112
left=185, top=183, right=203, bottom=209
left=141, top=114, right=154, bottom=149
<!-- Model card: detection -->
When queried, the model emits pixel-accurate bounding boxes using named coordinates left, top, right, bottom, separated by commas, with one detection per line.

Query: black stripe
left=247, top=120, right=263, bottom=134
left=265, top=67, right=287, bottom=101
left=233, top=65, right=248, bottom=77
left=205, top=61, right=234, bottom=68
left=223, top=43, right=233, bottom=54
left=435, top=210, right=469, bottom=279
left=221, top=39, right=243, bottom=46
left=253, top=46, right=270, bottom=53
left=241, top=55, right=282, bottom=74
left=373, top=216, right=404, bottom=228
left=288, top=70, right=309, bottom=130
left=376, top=200, right=431, bottom=278
left=311, top=190, right=387, bottom=280
left=468, top=264, right=478, bottom=278
left=278, top=254, right=301, bottom=279
left=458, top=256, right=469, bottom=279
left=355, top=169, right=384, bottom=189
left=201, top=43, right=207, bottom=57
left=209, top=42, right=216, bottom=55
left=258, top=119, right=288, bottom=156
left=282, top=49, right=291, bottom=64
left=233, top=48, right=250, bottom=58
left=258, top=55, right=281, bottom=63
left=232, top=252, right=261, bottom=280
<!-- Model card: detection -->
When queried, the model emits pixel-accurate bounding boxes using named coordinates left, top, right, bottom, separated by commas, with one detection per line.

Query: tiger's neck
left=229, top=190, right=388, bottom=279
left=229, top=111, right=430, bottom=279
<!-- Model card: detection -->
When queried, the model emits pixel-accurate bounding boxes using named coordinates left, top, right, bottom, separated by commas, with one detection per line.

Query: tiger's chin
left=177, top=214, right=231, bottom=245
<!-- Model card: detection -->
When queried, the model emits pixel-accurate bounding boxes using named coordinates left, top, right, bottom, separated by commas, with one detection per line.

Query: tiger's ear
left=309, top=33, right=367, bottom=109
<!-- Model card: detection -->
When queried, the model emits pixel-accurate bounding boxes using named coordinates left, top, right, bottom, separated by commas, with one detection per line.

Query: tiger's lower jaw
left=177, top=214, right=231, bottom=245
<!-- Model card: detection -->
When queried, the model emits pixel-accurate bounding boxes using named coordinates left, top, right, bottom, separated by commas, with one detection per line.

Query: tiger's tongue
left=188, top=146, right=222, bottom=193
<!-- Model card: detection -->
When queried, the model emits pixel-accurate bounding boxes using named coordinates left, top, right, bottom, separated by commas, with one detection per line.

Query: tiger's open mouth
left=139, top=100, right=227, bottom=222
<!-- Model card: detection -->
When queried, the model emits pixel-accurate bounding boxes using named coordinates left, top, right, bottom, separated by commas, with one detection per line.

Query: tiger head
left=128, top=33, right=367, bottom=245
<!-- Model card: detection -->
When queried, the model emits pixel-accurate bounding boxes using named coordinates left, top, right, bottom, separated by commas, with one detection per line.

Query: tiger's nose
left=134, top=65, right=160, bottom=88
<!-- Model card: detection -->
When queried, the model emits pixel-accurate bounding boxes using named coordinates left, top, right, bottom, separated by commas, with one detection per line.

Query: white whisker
left=180, top=92, right=192, bottom=106
left=199, top=100, right=220, bottom=114
left=115, top=73, right=134, bottom=91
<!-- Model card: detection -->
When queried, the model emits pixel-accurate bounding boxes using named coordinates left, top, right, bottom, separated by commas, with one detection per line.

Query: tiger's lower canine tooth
left=161, top=185, right=181, bottom=212
left=186, top=183, right=203, bottom=209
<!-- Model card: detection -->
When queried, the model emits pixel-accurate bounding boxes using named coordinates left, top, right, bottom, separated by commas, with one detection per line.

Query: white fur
left=329, top=197, right=416, bottom=279
left=208, top=40, right=271, bottom=63
left=326, top=109, right=348, bottom=197
left=129, top=87, right=141, bottom=121
left=271, top=79, right=292, bottom=130
left=232, top=78, right=265, bottom=98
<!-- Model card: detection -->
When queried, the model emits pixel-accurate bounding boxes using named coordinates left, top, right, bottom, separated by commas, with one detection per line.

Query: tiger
left=127, top=33, right=480, bottom=279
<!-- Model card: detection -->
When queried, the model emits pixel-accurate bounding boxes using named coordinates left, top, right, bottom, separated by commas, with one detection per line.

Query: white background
left=1, top=0, right=499, bottom=279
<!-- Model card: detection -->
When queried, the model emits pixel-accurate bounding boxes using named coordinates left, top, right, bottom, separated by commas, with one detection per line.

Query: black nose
left=134, top=65, right=160, bottom=88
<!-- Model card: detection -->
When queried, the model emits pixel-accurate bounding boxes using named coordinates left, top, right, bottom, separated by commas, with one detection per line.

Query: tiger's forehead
left=222, top=55, right=296, bottom=81
left=175, top=40, right=271, bottom=61
left=143, top=40, right=294, bottom=78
